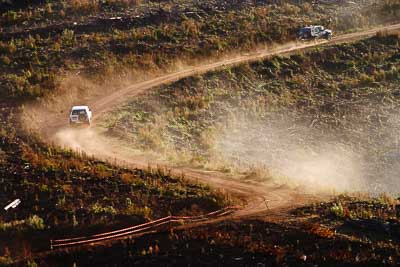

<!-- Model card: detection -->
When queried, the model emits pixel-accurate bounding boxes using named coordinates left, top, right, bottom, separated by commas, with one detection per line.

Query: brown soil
left=28, top=23, right=400, bottom=223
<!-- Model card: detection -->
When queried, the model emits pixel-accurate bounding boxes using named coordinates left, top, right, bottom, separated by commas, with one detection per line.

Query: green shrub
left=1, top=55, right=11, bottom=65
left=61, top=29, right=75, bottom=46
left=282, top=3, right=301, bottom=15
left=0, top=256, right=14, bottom=265
left=125, top=204, right=152, bottom=219
left=26, top=260, right=38, bottom=267
left=359, top=73, right=375, bottom=86
left=4, top=10, right=18, bottom=22
left=91, top=203, right=117, bottom=215
left=331, top=203, right=345, bottom=218
left=26, top=215, right=45, bottom=230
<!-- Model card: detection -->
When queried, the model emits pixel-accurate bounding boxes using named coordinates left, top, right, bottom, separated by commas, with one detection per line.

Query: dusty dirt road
left=31, top=23, right=400, bottom=219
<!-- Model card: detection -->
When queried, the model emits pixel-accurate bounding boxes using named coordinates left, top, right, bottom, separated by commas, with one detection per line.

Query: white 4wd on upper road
left=69, top=106, right=92, bottom=127
left=298, top=25, right=332, bottom=40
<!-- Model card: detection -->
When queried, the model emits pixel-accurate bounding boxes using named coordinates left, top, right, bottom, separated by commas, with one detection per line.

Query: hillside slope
left=102, top=32, right=400, bottom=193
left=1, top=0, right=400, bottom=98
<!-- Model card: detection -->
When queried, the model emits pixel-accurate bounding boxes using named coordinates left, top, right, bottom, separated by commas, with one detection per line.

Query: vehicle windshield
left=71, top=109, right=87, bottom=115
left=299, top=28, right=310, bottom=35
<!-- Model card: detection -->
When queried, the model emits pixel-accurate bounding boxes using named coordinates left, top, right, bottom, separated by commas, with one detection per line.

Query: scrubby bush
left=26, top=215, right=45, bottom=230
left=330, top=203, right=345, bottom=218
left=1, top=0, right=399, bottom=99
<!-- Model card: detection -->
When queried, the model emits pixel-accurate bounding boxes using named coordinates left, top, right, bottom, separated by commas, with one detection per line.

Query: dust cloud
left=213, top=110, right=400, bottom=195
left=50, top=126, right=170, bottom=171
left=53, top=128, right=107, bottom=154
left=214, top=116, right=365, bottom=193
left=20, top=34, right=400, bottom=197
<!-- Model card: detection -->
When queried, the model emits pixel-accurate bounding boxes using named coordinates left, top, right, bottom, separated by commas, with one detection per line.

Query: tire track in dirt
left=36, top=23, right=400, bottom=219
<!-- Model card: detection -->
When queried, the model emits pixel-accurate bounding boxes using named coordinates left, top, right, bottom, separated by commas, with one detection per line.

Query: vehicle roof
left=71, top=105, right=90, bottom=110
left=301, top=25, right=323, bottom=29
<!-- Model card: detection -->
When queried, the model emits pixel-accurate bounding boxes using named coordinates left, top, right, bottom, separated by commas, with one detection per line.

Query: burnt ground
left=0, top=103, right=230, bottom=262
left=35, top=204, right=400, bottom=267
left=18, top=195, right=399, bottom=266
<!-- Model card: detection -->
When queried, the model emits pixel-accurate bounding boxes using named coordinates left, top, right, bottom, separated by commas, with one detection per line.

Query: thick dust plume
left=214, top=116, right=366, bottom=194
left=214, top=106, right=400, bottom=195
left=51, top=126, right=170, bottom=170
left=53, top=128, right=108, bottom=154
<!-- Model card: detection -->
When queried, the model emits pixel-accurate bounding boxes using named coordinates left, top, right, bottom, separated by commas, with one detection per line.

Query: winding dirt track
left=37, top=23, right=400, bottom=220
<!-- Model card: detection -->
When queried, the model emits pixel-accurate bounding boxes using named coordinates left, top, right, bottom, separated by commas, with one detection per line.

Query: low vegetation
left=1, top=1, right=400, bottom=266
left=0, top=104, right=231, bottom=261
left=36, top=195, right=400, bottom=266
left=1, top=0, right=400, bottom=99
left=102, top=32, right=400, bottom=192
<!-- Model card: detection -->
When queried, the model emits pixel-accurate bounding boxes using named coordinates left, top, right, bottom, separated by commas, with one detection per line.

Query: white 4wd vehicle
left=69, top=105, right=92, bottom=126
left=298, top=25, right=332, bottom=40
